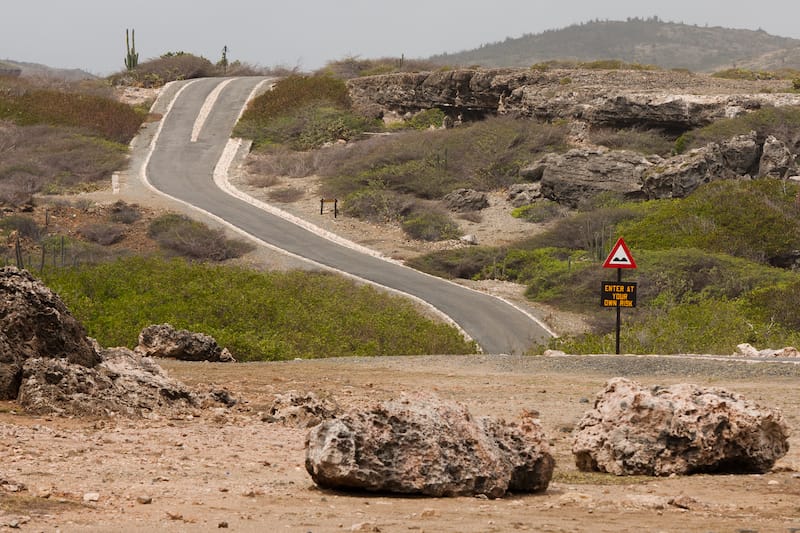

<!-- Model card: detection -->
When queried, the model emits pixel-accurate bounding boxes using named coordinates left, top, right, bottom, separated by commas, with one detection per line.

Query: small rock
left=137, top=495, right=153, bottom=504
left=420, top=508, right=439, bottom=518
left=83, top=492, right=100, bottom=502
left=218, top=521, right=229, bottom=529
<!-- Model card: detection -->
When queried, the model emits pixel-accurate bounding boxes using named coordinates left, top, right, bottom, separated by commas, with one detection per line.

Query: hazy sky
left=3, top=0, right=800, bottom=75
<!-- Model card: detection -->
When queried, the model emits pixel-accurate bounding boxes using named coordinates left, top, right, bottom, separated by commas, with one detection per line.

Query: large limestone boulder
left=443, top=188, right=489, bottom=212
left=0, top=267, right=100, bottom=400
left=572, top=378, right=790, bottom=476
left=759, top=135, right=798, bottom=178
left=17, top=348, right=199, bottom=417
left=136, top=323, right=235, bottom=362
left=643, top=132, right=760, bottom=198
left=305, top=395, right=554, bottom=498
left=536, top=148, right=657, bottom=207
left=0, top=267, right=228, bottom=417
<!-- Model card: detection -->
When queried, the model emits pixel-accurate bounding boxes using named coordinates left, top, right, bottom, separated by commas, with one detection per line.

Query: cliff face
left=347, top=68, right=800, bottom=131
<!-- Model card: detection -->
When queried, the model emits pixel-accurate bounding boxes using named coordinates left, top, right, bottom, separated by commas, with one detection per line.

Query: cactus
left=124, top=28, right=139, bottom=71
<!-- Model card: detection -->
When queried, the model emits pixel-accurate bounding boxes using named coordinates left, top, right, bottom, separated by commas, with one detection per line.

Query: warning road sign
left=602, top=238, right=637, bottom=269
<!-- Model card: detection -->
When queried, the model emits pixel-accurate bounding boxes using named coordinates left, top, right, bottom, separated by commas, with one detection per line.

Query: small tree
left=124, top=28, right=139, bottom=71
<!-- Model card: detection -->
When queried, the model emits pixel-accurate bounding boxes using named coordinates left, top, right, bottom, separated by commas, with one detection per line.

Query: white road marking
left=190, top=78, right=235, bottom=143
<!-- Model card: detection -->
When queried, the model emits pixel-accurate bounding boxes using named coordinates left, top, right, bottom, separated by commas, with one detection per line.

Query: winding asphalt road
left=142, top=77, right=554, bottom=354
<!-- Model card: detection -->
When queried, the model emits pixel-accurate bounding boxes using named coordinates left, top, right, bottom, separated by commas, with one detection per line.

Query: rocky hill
left=429, top=18, right=800, bottom=72
left=0, top=59, right=95, bottom=81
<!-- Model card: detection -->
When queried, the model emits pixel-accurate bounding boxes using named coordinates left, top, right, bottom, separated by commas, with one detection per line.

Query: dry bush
left=589, top=127, right=675, bottom=156
left=111, top=54, right=217, bottom=87
left=401, top=205, right=462, bottom=242
left=267, top=187, right=305, bottom=203
left=79, top=223, right=126, bottom=245
left=247, top=174, right=281, bottom=188
left=0, top=123, right=127, bottom=204
left=319, top=56, right=443, bottom=80
left=109, top=201, right=142, bottom=224
left=0, top=215, right=42, bottom=240
left=148, top=213, right=254, bottom=261
left=246, top=147, right=325, bottom=178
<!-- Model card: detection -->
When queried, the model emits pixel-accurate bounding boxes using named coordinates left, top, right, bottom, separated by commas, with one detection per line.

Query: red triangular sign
left=603, top=238, right=637, bottom=269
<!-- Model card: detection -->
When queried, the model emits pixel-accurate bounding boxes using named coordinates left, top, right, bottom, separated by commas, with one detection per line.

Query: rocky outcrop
left=17, top=348, right=199, bottom=417
left=348, top=68, right=800, bottom=130
left=0, top=267, right=229, bottom=417
left=305, top=395, right=554, bottom=498
left=136, top=323, right=235, bottom=362
left=443, top=188, right=489, bottom=212
left=759, top=135, right=798, bottom=178
left=735, top=343, right=800, bottom=358
left=506, top=183, right=542, bottom=207
left=528, top=149, right=657, bottom=207
left=0, top=267, right=100, bottom=400
left=572, top=378, right=790, bottom=476
left=525, top=131, right=792, bottom=204
left=642, top=132, right=761, bottom=198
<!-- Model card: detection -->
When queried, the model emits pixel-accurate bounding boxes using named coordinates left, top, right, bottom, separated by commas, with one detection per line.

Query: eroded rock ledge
left=348, top=68, right=800, bottom=130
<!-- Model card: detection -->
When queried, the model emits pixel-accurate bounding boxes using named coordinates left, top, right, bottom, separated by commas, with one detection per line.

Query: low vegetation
left=147, top=214, right=254, bottom=261
left=0, top=77, right=145, bottom=206
left=0, top=78, right=145, bottom=143
left=40, top=257, right=477, bottom=360
left=409, top=179, right=800, bottom=354
left=318, top=56, right=445, bottom=79
left=674, top=105, right=800, bottom=153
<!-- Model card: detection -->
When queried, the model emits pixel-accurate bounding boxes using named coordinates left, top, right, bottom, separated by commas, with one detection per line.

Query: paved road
left=143, top=77, right=554, bottom=354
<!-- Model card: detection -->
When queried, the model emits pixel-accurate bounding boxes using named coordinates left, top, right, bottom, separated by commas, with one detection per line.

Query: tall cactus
left=124, top=28, right=139, bottom=71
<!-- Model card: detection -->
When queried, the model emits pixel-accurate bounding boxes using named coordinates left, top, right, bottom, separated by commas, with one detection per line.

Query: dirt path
left=2, top=355, right=798, bottom=532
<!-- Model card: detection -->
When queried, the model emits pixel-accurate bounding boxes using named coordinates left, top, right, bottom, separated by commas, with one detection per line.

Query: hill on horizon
left=0, top=59, right=96, bottom=81
left=429, top=18, right=800, bottom=73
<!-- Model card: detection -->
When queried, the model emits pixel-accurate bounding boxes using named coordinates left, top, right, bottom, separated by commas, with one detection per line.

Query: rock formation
left=642, top=132, right=761, bottom=199
left=136, top=323, right=235, bottom=362
left=305, top=395, right=554, bottom=498
left=572, top=378, right=790, bottom=476
left=529, top=149, right=656, bottom=207
left=0, top=267, right=100, bottom=400
left=443, top=188, right=489, bottom=212
left=263, top=391, right=341, bottom=427
left=17, top=347, right=199, bottom=417
left=0, top=266, right=228, bottom=417
left=348, top=68, right=800, bottom=130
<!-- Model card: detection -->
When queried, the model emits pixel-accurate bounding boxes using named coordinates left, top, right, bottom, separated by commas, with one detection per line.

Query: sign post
left=601, top=238, right=637, bottom=355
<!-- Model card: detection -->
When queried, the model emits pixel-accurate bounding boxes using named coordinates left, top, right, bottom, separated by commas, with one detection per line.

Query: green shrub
left=147, top=214, right=254, bottom=261
left=589, top=127, right=675, bottom=156
left=403, top=108, right=446, bottom=130
left=676, top=106, right=800, bottom=153
left=235, top=75, right=379, bottom=151
left=407, top=246, right=506, bottom=279
left=511, top=201, right=565, bottom=223
left=619, top=180, right=800, bottom=263
left=401, top=208, right=462, bottom=241
left=0, top=79, right=145, bottom=143
left=40, top=257, right=476, bottom=360
left=711, top=68, right=776, bottom=81
left=793, top=78, right=800, bottom=91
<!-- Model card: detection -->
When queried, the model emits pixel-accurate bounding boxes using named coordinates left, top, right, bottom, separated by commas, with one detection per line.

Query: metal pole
left=615, top=267, right=622, bottom=355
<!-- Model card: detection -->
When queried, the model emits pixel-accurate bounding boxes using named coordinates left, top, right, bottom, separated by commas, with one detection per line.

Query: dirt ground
left=1, top=355, right=799, bottom=532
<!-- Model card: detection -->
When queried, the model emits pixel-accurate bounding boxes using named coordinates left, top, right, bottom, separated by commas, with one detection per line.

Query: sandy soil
left=2, top=355, right=799, bottom=532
